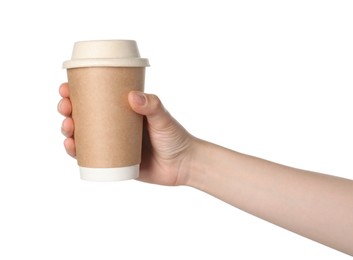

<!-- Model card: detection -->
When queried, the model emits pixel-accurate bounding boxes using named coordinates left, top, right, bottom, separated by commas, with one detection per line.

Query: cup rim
left=63, top=57, right=150, bottom=69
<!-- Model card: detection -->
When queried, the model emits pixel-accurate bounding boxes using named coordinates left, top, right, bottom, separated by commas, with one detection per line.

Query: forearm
left=186, top=139, right=353, bottom=255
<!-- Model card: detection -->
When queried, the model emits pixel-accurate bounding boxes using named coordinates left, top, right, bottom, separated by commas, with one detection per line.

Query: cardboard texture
left=67, top=67, right=145, bottom=168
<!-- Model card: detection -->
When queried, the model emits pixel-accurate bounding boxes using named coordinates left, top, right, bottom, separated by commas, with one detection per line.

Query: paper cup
left=63, top=40, right=149, bottom=181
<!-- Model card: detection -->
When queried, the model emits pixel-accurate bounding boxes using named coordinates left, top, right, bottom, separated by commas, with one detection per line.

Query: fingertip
left=128, top=91, right=147, bottom=116
left=59, top=83, right=70, bottom=98
left=61, top=117, right=74, bottom=138
left=129, top=91, right=146, bottom=106
left=129, top=92, right=172, bottom=129
left=64, top=138, right=76, bottom=158
left=58, top=98, right=72, bottom=116
left=129, top=92, right=162, bottom=114
left=57, top=99, right=63, bottom=113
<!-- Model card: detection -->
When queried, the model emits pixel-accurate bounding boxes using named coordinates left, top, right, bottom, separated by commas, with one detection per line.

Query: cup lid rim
left=63, top=57, right=150, bottom=69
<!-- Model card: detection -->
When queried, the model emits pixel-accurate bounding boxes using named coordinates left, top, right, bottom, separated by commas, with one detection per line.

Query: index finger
left=59, top=83, right=70, bottom=98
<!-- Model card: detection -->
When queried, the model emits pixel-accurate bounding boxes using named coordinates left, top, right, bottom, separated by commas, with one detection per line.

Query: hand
left=58, top=83, right=195, bottom=186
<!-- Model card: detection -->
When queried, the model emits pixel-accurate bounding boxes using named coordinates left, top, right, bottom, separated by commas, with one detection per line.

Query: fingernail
left=61, top=128, right=68, bottom=137
left=133, top=92, right=146, bottom=106
left=61, top=124, right=68, bottom=137
left=57, top=100, right=62, bottom=113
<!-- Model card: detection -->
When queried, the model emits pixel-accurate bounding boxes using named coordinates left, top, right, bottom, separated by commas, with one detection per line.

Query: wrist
left=181, top=138, right=211, bottom=188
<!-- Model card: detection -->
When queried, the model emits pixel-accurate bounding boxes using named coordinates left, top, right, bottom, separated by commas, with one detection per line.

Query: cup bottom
left=79, top=165, right=139, bottom=182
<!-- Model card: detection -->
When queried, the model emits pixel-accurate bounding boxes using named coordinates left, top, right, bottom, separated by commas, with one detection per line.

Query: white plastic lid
left=63, top=40, right=149, bottom=68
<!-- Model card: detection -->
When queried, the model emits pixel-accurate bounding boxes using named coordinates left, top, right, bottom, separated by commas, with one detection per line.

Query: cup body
left=63, top=40, right=149, bottom=181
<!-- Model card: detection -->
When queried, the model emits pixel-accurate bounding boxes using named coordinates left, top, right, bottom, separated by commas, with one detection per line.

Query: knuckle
left=148, top=94, right=163, bottom=111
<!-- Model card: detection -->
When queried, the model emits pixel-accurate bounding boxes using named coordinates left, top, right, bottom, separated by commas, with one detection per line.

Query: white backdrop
left=0, top=0, right=352, bottom=259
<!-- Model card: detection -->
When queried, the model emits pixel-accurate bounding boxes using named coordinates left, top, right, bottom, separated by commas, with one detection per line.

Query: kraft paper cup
left=63, top=40, right=149, bottom=182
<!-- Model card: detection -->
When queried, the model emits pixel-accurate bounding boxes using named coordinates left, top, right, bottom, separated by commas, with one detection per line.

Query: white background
left=0, top=0, right=352, bottom=259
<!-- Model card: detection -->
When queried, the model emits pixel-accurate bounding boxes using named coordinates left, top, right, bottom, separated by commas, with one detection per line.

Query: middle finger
left=58, top=98, right=72, bottom=116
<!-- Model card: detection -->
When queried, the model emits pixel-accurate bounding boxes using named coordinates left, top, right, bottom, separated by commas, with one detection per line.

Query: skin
left=58, top=83, right=353, bottom=256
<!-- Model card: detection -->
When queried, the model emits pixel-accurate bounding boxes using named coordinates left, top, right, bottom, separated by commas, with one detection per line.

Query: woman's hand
left=58, top=83, right=195, bottom=186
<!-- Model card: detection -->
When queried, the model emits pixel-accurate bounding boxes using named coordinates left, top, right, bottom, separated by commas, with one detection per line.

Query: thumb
left=128, top=91, right=173, bottom=130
